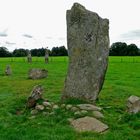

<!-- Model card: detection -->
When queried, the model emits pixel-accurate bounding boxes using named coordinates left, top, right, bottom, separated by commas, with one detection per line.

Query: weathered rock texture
left=62, top=3, right=109, bottom=102
left=127, top=95, right=140, bottom=114
left=28, top=69, right=48, bottom=79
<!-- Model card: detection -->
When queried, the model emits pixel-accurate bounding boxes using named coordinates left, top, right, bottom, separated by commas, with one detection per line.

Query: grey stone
left=35, top=105, right=45, bottom=111
left=92, top=111, right=104, bottom=119
left=31, top=109, right=38, bottom=115
left=5, top=65, right=12, bottom=75
left=28, top=69, right=48, bottom=79
left=127, top=95, right=140, bottom=114
left=62, top=3, right=109, bottom=102
left=26, top=85, right=43, bottom=108
left=71, top=116, right=108, bottom=133
left=45, top=48, right=49, bottom=63
left=77, top=104, right=102, bottom=111
left=27, top=50, right=32, bottom=63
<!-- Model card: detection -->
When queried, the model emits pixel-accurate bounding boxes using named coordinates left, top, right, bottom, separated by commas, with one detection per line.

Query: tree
left=0, top=47, right=12, bottom=57
left=51, top=46, right=68, bottom=56
left=109, top=42, right=139, bottom=56
left=13, top=48, right=27, bottom=57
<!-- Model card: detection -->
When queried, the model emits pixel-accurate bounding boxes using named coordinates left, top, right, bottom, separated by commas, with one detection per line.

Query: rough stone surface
left=26, top=85, right=43, bottom=108
left=66, top=104, right=73, bottom=110
left=5, top=65, right=12, bottom=75
left=81, top=110, right=88, bottom=115
left=74, top=111, right=82, bottom=116
left=28, top=69, right=48, bottom=79
left=62, top=3, right=109, bottom=102
left=92, top=111, right=104, bottom=119
left=71, top=116, right=108, bottom=133
left=71, top=106, right=79, bottom=112
left=77, top=104, right=102, bottom=111
left=43, top=101, right=52, bottom=107
left=127, top=95, right=140, bottom=114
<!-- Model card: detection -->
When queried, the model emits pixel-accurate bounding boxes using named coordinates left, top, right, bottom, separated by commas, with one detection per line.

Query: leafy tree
left=0, top=47, right=12, bottom=57
left=13, top=48, right=27, bottom=57
left=109, top=42, right=139, bottom=56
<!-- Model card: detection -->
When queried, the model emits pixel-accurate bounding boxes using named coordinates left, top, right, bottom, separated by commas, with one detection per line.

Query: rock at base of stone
left=62, top=2, right=109, bottom=102
left=71, top=116, right=108, bottom=133
left=28, top=69, right=48, bottom=80
left=77, top=104, right=102, bottom=111
left=127, top=95, right=140, bottom=114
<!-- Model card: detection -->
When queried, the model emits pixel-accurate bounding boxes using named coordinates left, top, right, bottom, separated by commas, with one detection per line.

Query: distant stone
left=27, top=50, right=32, bottom=63
left=5, top=65, right=12, bottom=76
left=26, top=85, right=43, bottom=108
left=35, top=105, right=45, bottom=111
left=71, top=116, right=108, bottom=133
left=127, top=95, right=140, bottom=114
left=92, top=111, right=104, bottom=119
left=62, top=3, right=109, bottom=102
left=28, top=68, right=48, bottom=79
left=31, top=109, right=38, bottom=115
left=45, top=48, right=49, bottom=63
left=77, top=104, right=102, bottom=111
left=66, top=104, right=73, bottom=110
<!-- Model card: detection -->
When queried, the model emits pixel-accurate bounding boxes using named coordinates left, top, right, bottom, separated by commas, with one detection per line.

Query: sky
left=0, top=0, right=140, bottom=51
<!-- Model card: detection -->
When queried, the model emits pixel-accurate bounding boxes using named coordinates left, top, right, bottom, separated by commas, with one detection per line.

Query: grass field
left=0, top=56, right=140, bottom=140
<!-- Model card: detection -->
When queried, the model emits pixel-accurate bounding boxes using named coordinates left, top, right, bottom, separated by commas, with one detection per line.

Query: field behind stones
left=0, top=56, right=140, bottom=140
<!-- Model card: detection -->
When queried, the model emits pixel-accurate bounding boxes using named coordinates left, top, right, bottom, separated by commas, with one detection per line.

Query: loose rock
left=31, top=109, right=38, bottom=115
left=28, top=68, right=48, bottom=79
left=35, top=105, right=45, bottom=111
left=77, top=104, right=102, bottom=111
left=92, top=111, right=104, bottom=119
left=71, top=116, right=108, bottom=133
left=127, top=95, right=140, bottom=114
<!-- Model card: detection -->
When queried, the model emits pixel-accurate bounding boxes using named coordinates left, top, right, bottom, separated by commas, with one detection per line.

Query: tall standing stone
left=5, top=65, right=12, bottom=76
left=45, top=48, right=49, bottom=63
left=62, top=3, right=109, bottom=102
left=27, top=50, right=32, bottom=63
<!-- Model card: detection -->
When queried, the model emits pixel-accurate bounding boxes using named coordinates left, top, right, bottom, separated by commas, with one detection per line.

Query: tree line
left=0, top=46, right=68, bottom=57
left=0, top=42, right=140, bottom=57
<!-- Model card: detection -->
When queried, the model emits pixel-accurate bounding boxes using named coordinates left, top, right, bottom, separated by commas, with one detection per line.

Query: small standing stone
left=45, top=48, right=49, bottom=63
left=27, top=50, right=32, bottom=63
left=5, top=65, right=12, bottom=76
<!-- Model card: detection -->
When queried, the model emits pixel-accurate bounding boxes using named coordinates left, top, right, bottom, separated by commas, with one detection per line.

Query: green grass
left=0, top=56, right=140, bottom=140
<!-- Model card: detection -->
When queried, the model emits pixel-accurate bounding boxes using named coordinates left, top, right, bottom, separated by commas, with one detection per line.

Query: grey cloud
left=22, top=34, right=33, bottom=38
left=0, top=28, right=8, bottom=37
left=58, top=37, right=65, bottom=40
left=5, top=41, right=16, bottom=45
left=120, top=30, right=140, bottom=41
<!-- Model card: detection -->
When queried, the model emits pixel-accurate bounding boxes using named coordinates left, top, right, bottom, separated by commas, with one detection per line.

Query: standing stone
left=27, top=50, right=32, bottom=63
left=62, top=3, right=109, bottom=102
left=5, top=65, right=12, bottom=75
left=45, top=48, right=49, bottom=63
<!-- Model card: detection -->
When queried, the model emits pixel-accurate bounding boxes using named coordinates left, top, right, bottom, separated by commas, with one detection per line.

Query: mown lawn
left=0, top=56, right=140, bottom=140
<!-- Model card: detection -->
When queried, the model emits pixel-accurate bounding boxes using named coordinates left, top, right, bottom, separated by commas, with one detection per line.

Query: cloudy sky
left=0, top=0, right=140, bottom=51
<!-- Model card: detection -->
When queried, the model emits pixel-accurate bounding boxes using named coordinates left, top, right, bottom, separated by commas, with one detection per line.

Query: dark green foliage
left=109, top=42, right=139, bottom=56
left=0, top=47, right=12, bottom=57
left=50, top=46, right=68, bottom=56
left=13, top=48, right=28, bottom=57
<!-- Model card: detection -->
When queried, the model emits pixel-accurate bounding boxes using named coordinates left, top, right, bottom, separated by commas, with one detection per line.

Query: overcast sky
left=0, top=0, right=140, bottom=51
